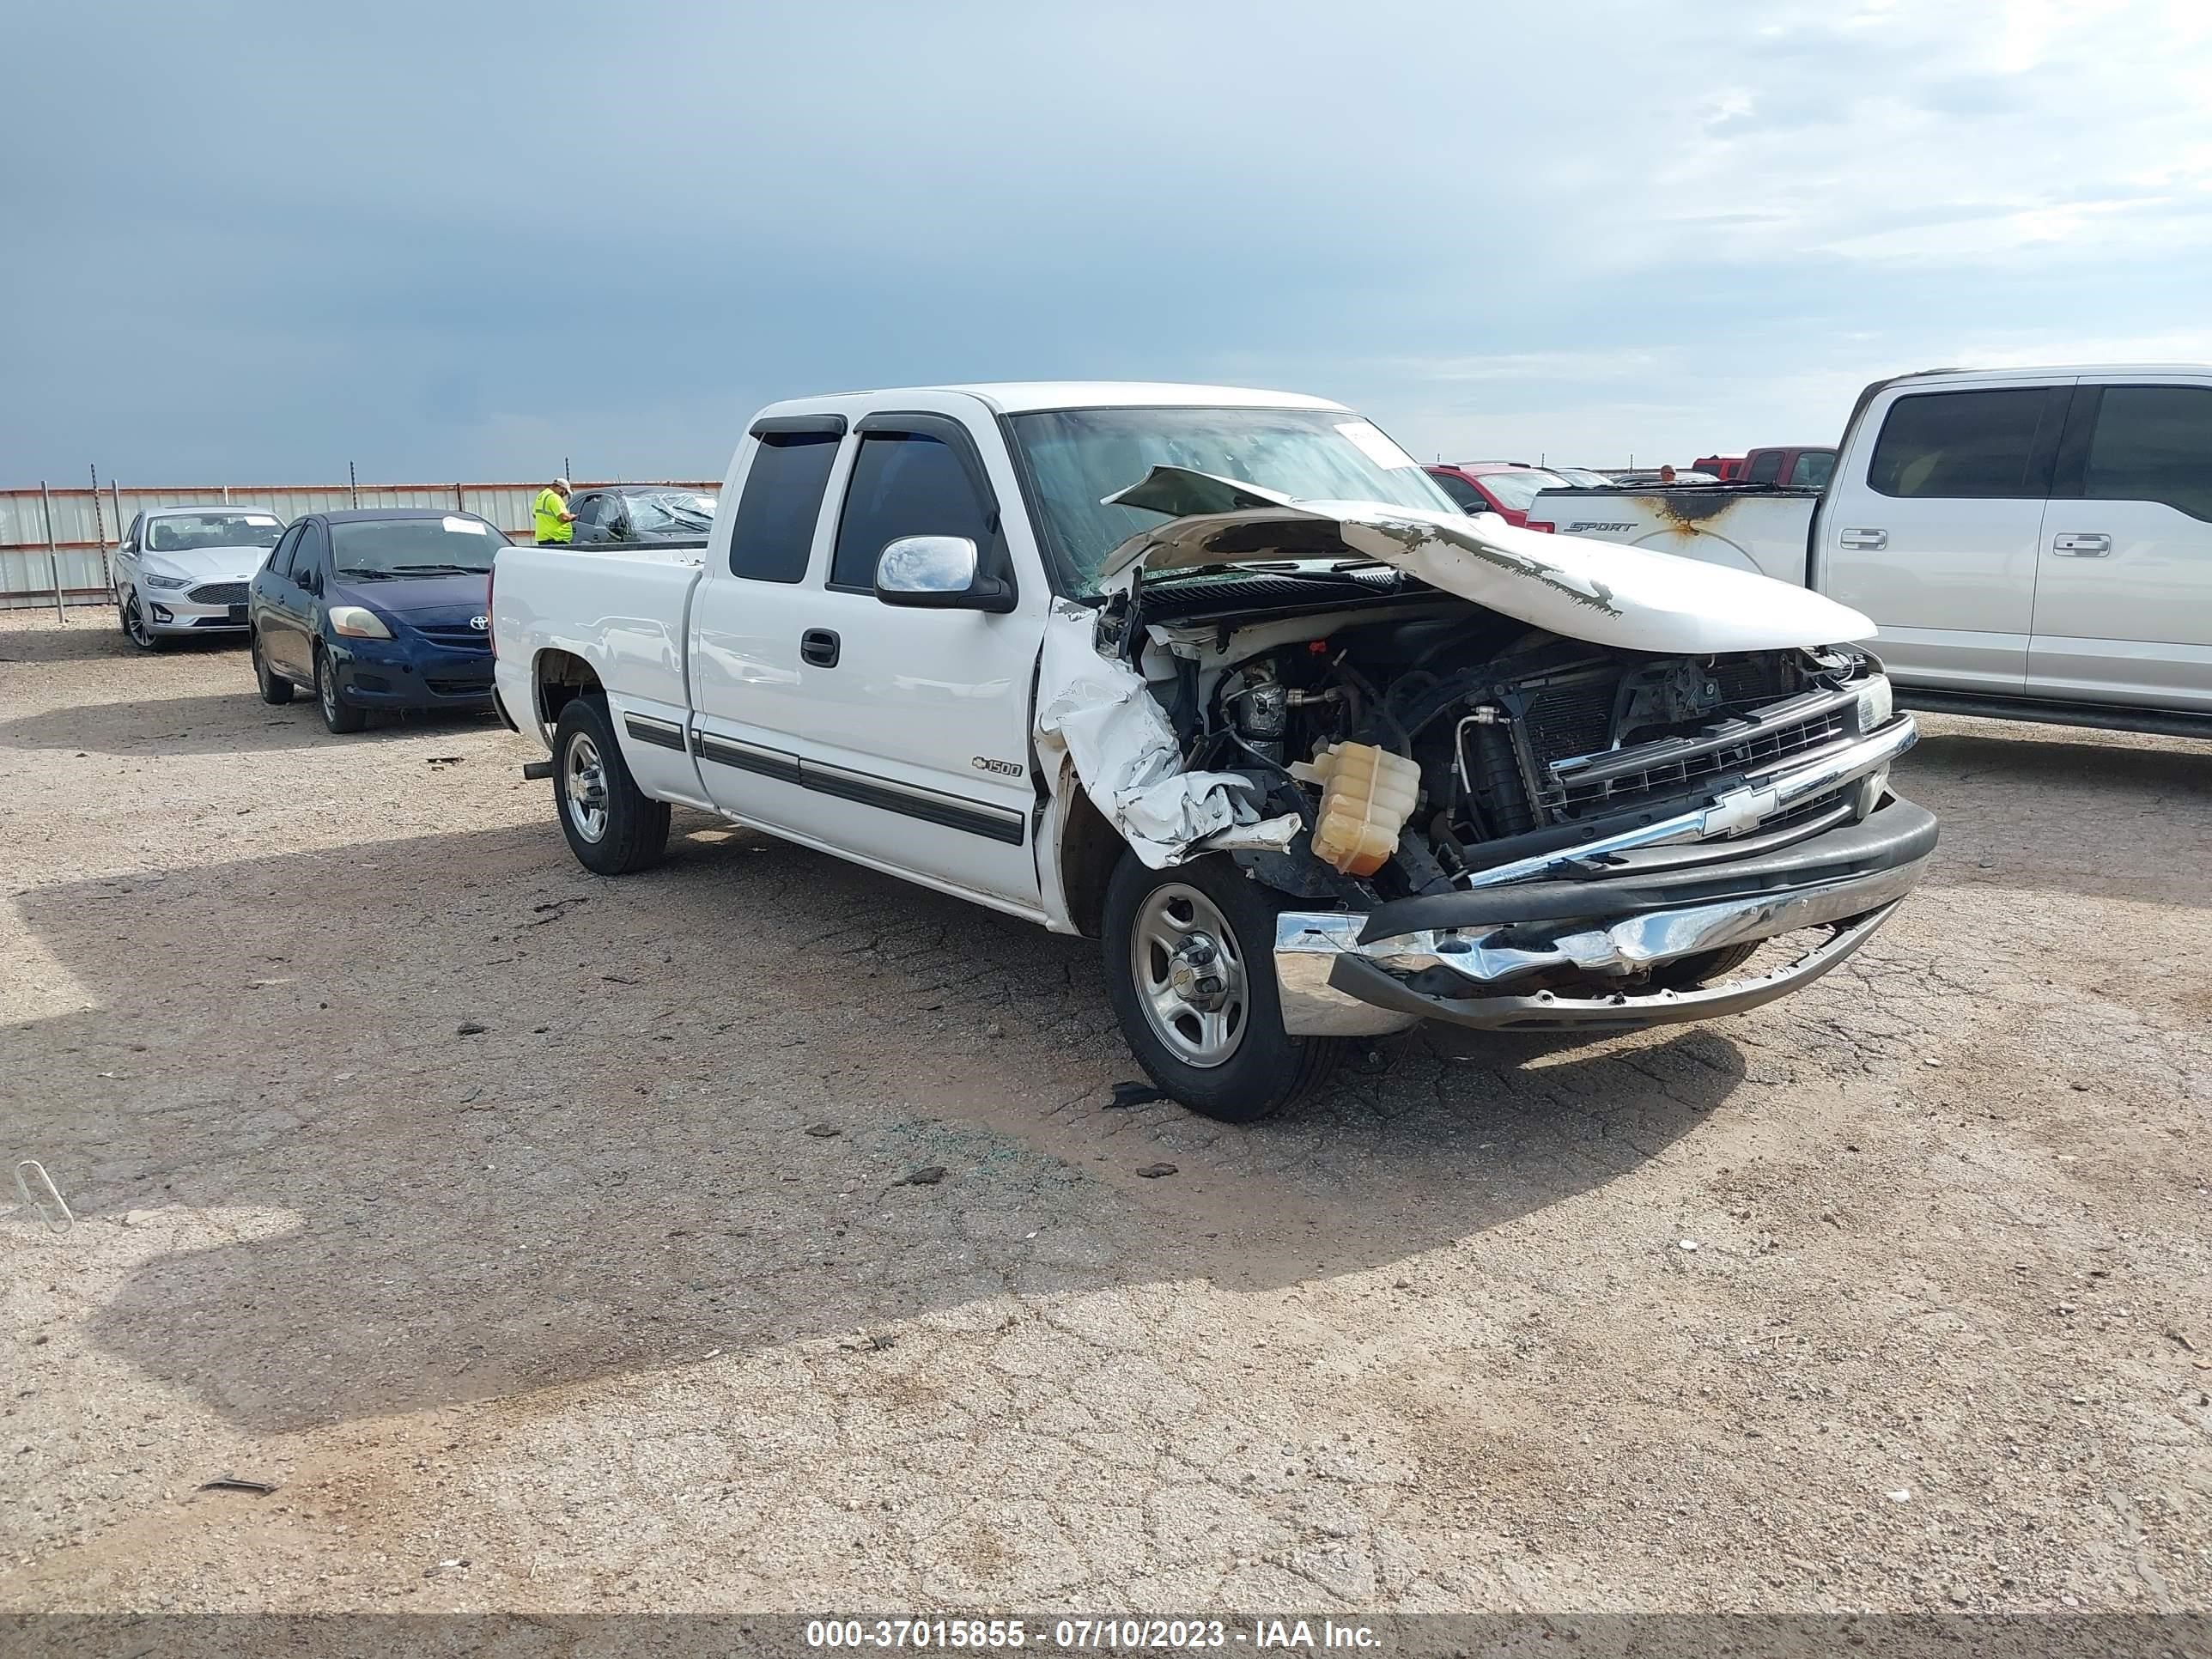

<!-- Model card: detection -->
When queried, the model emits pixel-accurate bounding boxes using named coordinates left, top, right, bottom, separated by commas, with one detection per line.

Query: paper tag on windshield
left=443, top=515, right=488, bottom=534
left=244, top=515, right=278, bottom=526
left=1335, top=419, right=1420, bottom=471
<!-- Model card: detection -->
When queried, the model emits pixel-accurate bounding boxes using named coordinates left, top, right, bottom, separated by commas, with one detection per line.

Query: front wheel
left=1102, top=853, right=1345, bottom=1123
left=314, top=647, right=368, bottom=733
left=120, top=591, right=162, bottom=651
left=252, top=631, right=294, bottom=704
left=551, top=696, right=670, bottom=875
left=1647, top=941, right=1761, bottom=990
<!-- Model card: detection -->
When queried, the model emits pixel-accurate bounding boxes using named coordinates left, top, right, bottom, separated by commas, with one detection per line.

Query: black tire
left=1648, top=940, right=1762, bottom=990
left=314, top=647, right=368, bottom=733
left=551, top=696, right=670, bottom=875
left=252, top=631, right=295, bottom=704
left=1102, top=852, right=1345, bottom=1123
left=120, top=590, right=163, bottom=651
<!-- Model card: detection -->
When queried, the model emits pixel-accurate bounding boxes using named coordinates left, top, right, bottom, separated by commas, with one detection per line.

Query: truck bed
left=493, top=538, right=707, bottom=734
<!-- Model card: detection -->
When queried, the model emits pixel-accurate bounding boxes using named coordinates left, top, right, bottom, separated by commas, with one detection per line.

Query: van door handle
left=1838, top=528, right=1887, bottom=550
left=2051, top=532, right=2111, bottom=556
left=800, top=628, right=841, bottom=668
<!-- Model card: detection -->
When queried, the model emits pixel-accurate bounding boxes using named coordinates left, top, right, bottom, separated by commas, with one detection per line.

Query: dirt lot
left=2, top=605, right=2208, bottom=1615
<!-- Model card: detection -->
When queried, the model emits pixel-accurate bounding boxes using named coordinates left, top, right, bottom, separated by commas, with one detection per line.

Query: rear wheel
left=314, top=647, right=368, bottom=733
left=551, top=696, right=670, bottom=875
left=1102, top=852, right=1345, bottom=1123
left=252, top=631, right=294, bottom=704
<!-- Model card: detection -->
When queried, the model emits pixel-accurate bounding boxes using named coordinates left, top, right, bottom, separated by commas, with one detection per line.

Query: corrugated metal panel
left=0, top=480, right=718, bottom=606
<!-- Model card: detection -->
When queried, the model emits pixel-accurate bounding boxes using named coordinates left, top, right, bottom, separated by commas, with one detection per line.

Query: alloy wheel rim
left=1129, top=883, right=1249, bottom=1069
left=125, top=595, right=151, bottom=647
left=565, top=733, right=609, bottom=842
left=319, top=657, right=339, bottom=720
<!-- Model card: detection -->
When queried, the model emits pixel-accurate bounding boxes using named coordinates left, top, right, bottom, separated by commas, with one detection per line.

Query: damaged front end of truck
left=1036, top=468, right=1935, bottom=1038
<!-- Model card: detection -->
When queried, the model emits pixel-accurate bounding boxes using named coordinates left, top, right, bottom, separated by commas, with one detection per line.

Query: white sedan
left=114, top=506, right=287, bottom=648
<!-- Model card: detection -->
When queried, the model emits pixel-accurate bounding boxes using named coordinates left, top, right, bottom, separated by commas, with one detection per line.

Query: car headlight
left=1855, top=672, right=1894, bottom=732
left=327, top=605, right=392, bottom=640
left=142, top=570, right=191, bottom=589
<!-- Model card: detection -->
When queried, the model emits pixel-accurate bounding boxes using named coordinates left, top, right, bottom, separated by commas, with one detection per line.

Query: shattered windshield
left=1009, top=405, right=1457, bottom=597
left=625, top=490, right=716, bottom=536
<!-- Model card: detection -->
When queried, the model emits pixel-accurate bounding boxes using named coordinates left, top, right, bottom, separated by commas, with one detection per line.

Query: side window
left=124, top=514, right=143, bottom=553
left=1745, top=450, right=1784, bottom=484
left=571, top=495, right=608, bottom=538
left=1429, top=471, right=1489, bottom=514
left=2080, top=386, right=2212, bottom=522
left=830, top=432, right=995, bottom=591
left=295, top=522, right=328, bottom=588
left=1867, top=388, right=2054, bottom=499
left=268, top=524, right=303, bottom=578
left=730, top=432, right=842, bottom=582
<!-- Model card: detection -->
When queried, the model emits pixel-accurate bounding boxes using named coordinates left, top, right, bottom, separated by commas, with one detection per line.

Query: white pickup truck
left=490, top=383, right=1932, bottom=1121
left=1527, top=364, right=2212, bottom=737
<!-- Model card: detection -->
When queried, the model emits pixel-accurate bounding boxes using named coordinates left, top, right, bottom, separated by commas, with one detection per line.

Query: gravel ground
left=2, top=605, right=2208, bottom=1615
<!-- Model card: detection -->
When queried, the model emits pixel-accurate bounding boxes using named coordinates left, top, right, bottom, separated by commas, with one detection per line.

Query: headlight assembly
left=327, top=605, right=392, bottom=640
left=1856, top=673, right=1894, bottom=732
left=143, top=571, right=191, bottom=590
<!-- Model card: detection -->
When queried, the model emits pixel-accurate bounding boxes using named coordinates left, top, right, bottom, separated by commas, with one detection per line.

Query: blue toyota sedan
left=247, top=508, right=503, bottom=733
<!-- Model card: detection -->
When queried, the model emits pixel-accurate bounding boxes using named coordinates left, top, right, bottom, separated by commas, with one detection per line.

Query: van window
left=728, top=432, right=841, bottom=583
left=2081, top=386, right=2212, bottom=522
left=830, top=432, right=994, bottom=591
left=1867, top=388, right=2052, bottom=499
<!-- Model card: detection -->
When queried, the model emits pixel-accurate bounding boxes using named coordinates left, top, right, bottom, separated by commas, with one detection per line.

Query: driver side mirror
left=873, top=536, right=1015, bottom=613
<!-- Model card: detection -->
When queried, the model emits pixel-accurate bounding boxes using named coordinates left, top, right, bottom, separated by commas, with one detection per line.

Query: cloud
left=1, top=0, right=2208, bottom=483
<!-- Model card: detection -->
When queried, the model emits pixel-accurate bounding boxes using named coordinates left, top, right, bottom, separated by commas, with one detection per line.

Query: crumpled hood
left=1097, top=467, right=1875, bottom=653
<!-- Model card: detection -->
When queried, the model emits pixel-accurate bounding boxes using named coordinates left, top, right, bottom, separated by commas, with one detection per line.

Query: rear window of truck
left=1868, top=388, right=2052, bottom=499
left=729, top=432, right=841, bottom=583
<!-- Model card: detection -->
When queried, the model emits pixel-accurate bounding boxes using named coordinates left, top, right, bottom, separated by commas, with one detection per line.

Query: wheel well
left=1056, top=781, right=1126, bottom=940
left=534, top=648, right=602, bottom=727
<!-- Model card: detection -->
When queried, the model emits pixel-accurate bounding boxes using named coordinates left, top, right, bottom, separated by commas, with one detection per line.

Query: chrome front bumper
left=1273, top=723, right=1935, bottom=1037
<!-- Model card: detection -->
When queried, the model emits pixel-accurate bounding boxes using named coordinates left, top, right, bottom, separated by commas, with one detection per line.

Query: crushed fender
left=1036, top=609, right=1286, bottom=869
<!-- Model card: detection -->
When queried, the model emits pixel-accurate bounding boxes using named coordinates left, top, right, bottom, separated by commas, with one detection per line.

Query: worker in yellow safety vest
left=533, top=477, right=575, bottom=544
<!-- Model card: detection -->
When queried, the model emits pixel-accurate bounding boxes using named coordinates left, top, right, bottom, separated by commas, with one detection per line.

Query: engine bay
left=1110, top=580, right=1882, bottom=906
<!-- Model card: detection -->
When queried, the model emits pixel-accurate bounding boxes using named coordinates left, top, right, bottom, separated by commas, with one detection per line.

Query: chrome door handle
left=2051, top=532, right=2111, bottom=556
left=1838, top=528, right=1887, bottom=550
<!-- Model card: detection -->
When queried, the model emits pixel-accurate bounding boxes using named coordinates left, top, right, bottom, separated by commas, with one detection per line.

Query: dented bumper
left=1273, top=794, right=1937, bottom=1037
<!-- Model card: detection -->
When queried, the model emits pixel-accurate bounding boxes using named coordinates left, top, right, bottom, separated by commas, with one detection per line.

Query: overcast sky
left=5, top=1, right=2209, bottom=486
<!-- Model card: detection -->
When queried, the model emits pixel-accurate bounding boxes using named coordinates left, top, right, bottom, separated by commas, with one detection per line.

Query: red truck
left=1695, top=447, right=1837, bottom=488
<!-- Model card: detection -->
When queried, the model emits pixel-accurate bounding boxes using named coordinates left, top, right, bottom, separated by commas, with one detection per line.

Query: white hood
left=137, top=544, right=270, bottom=584
left=1097, top=468, right=1875, bottom=653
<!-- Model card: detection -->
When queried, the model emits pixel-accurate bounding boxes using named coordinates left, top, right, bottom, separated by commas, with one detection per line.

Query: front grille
left=188, top=581, right=247, bottom=606
left=1544, top=705, right=1849, bottom=817
left=416, top=623, right=490, bottom=653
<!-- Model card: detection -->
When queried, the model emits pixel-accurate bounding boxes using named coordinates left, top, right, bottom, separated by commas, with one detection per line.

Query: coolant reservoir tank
left=1300, top=741, right=1419, bottom=877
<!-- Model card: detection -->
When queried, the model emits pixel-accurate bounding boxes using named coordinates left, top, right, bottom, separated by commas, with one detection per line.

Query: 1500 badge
left=972, top=756, right=1024, bottom=777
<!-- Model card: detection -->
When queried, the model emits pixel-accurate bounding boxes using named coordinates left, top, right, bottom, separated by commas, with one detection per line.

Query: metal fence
left=0, top=478, right=721, bottom=613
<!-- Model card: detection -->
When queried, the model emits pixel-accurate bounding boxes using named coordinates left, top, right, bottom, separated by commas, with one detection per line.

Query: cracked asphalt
left=2, top=606, right=2208, bottom=1614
